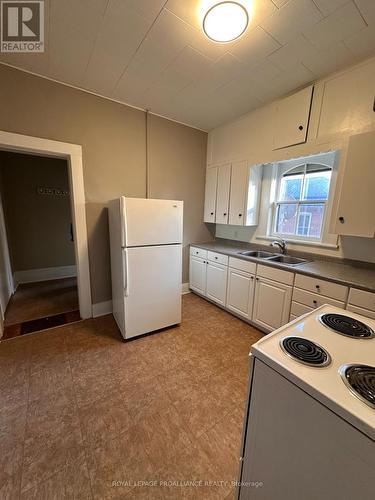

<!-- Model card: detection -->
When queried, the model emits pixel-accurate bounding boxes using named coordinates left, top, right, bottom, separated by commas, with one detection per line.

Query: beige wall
left=0, top=64, right=212, bottom=303
left=147, top=114, right=215, bottom=281
left=0, top=151, right=75, bottom=272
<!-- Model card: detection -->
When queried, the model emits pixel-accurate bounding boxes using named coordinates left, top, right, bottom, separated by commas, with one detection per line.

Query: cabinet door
left=215, top=163, right=231, bottom=224
left=229, top=160, right=247, bottom=226
left=189, top=256, right=206, bottom=295
left=226, top=268, right=255, bottom=319
left=273, top=85, right=313, bottom=150
left=333, top=131, right=375, bottom=237
left=206, top=262, right=228, bottom=306
left=245, top=164, right=262, bottom=226
left=253, top=277, right=292, bottom=331
left=203, top=167, right=218, bottom=223
left=317, top=58, right=375, bottom=139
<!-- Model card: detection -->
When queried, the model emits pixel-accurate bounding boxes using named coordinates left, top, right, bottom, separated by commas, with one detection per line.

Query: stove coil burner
left=280, top=336, right=331, bottom=367
left=340, top=364, right=375, bottom=410
left=319, top=313, right=375, bottom=339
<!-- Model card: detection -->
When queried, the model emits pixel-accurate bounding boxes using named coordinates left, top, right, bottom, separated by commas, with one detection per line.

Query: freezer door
left=123, top=244, right=182, bottom=339
left=121, top=197, right=183, bottom=247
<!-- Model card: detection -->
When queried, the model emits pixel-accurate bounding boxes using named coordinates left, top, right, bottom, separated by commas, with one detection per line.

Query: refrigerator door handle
left=123, top=249, right=129, bottom=296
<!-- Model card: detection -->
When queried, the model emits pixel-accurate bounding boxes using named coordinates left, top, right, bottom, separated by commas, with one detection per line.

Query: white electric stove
left=238, top=305, right=375, bottom=500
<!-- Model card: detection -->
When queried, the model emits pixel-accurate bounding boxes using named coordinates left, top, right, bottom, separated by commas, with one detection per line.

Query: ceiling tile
left=112, top=71, right=150, bottom=107
left=304, top=2, right=367, bottom=49
left=165, top=0, right=201, bottom=30
left=48, top=0, right=108, bottom=85
left=229, top=27, right=281, bottom=66
left=311, top=0, right=349, bottom=16
left=302, top=41, right=355, bottom=76
left=194, top=53, right=245, bottom=93
left=126, top=0, right=166, bottom=20
left=271, top=0, right=289, bottom=6
left=344, top=26, right=375, bottom=58
left=264, top=62, right=314, bottom=97
left=189, top=31, right=228, bottom=60
left=261, top=0, right=323, bottom=45
left=114, top=9, right=196, bottom=90
left=82, top=0, right=152, bottom=95
left=250, top=0, right=279, bottom=26
left=160, top=46, right=212, bottom=91
left=267, top=34, right=319, bottom=70
left=354, top=0, right=375, bottom=24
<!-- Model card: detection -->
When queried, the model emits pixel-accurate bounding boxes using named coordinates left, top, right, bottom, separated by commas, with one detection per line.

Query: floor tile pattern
left=0, top=293, right=263, bottom=499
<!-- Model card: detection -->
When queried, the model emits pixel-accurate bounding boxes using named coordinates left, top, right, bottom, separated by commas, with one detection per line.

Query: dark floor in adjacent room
left=3, top=277, right=79, bottom=339
left=0, top=293, right=263, bottom=499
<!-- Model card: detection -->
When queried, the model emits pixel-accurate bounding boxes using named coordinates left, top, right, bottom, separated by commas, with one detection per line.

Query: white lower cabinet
left=253, top=277, right=292, bottom=331
left=189, top=256, right=207, bottom=295
left=226, top=268, right=255, bottom=319
left=206, top=261, right=228, bottom=306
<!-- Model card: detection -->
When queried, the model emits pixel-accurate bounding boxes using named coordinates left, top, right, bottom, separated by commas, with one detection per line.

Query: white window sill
left=256, top=235, right=339, bottom=250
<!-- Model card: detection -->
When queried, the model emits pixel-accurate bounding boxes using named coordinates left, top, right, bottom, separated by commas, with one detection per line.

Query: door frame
left=0, top=130, right=92, bottom=319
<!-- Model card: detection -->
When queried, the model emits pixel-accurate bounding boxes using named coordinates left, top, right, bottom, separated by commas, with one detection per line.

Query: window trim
left=269, top=158, right=337, bottom=245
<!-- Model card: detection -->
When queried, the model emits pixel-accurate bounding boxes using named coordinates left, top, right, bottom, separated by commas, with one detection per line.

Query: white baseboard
left=92, top=300, right=113, bottom=318
left=13, top=265, right=77, bottom=285
left=181, top=282, right=190, bottom=294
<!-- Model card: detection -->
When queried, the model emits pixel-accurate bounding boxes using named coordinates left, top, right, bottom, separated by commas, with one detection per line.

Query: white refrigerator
left=108, top=197, right=183, bottom=340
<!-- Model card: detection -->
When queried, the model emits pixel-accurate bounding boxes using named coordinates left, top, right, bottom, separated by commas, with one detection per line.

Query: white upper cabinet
left=317, top=59, right=375, bottom=140
left=229, top=161, right=262, bottom=226
left=215, top=163, right=232, bottom=225
left=273, top=85, right=314, bottom=150
left=333, top=130, right=375, bottom=237
left=204, top=161, right=262, bottom=226
left=229, top=160, right=248, bottom=226
left=203, top=166, right=218, bottom=223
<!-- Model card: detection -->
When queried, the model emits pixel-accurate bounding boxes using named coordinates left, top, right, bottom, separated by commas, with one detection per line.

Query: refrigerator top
left=120, top=197, right=183, bottom=247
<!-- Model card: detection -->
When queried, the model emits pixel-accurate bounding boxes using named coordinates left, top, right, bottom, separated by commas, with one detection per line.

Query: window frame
left=270, top=162, right=334, bottom=243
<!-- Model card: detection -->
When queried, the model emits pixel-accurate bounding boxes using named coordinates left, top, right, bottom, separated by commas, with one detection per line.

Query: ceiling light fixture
left=202, top=1, right=249, bottom=43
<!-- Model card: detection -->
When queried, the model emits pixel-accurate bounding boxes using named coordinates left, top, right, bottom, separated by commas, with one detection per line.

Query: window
left=273, top=163, right=333, bottom=241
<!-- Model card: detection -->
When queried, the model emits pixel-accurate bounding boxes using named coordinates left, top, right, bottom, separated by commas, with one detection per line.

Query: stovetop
left=251, top=305, right=375, bottom=441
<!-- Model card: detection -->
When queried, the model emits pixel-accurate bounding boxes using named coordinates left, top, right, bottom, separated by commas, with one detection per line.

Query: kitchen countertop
left=191, top=240, right=375, bottom=293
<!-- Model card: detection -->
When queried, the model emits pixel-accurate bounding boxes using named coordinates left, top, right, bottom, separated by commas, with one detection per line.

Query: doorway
left=0, top=130, right=92, bottom=339
left=0, top=151, right=81, bottom=338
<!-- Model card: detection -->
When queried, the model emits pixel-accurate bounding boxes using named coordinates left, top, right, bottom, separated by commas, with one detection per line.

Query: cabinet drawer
left=348, top=288, right=375, bottom=312
left=207, top=251, right=228, bottom=265
left=228, top=257, right=256, bottom=274
left=294, top=274, right=348, bottom=302
left=346, top=304, right=375, bottom=320
left=293, top=288, right=345, bottom=310
left=257, top=264, right=294, bottom=286
left=190, top=246, right=207, bottom=259
left=291, top=301, right=313, bottom=318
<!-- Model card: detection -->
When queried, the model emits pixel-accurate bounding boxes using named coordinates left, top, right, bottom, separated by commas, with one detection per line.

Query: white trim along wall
left=0, top=130, right=92, bottom=319
left=13, top=265, right=77, bottom=287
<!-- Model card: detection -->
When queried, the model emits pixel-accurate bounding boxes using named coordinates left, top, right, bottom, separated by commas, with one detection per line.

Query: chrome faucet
left=270, top=238, right=287, bottom=255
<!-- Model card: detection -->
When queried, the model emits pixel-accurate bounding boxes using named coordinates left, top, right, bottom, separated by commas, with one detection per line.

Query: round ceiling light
left=202, top=1, right=249, bottom=43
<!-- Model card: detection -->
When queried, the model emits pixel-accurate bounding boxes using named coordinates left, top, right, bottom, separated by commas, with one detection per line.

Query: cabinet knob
left=256, top=277, right=259, bottom=281
left=298, top=125, right=304, bottom=131
left=210, top=212, right=214, bottom=216
left=251, top=276, right=254, bottom=280
left=238, top=213, right=242, bottom=217
left=313, top=300, right=317, bottom=305
left=316, top=285, right=320, bottom=290
left=214, top=256, right=218, bottom=260
left=223, top=213, right=227, bottom=216
left=339, top=216, right=345, bottom=223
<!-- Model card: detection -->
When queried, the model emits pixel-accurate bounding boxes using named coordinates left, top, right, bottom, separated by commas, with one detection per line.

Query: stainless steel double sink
left=238, top=250, right=309, bottom=266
